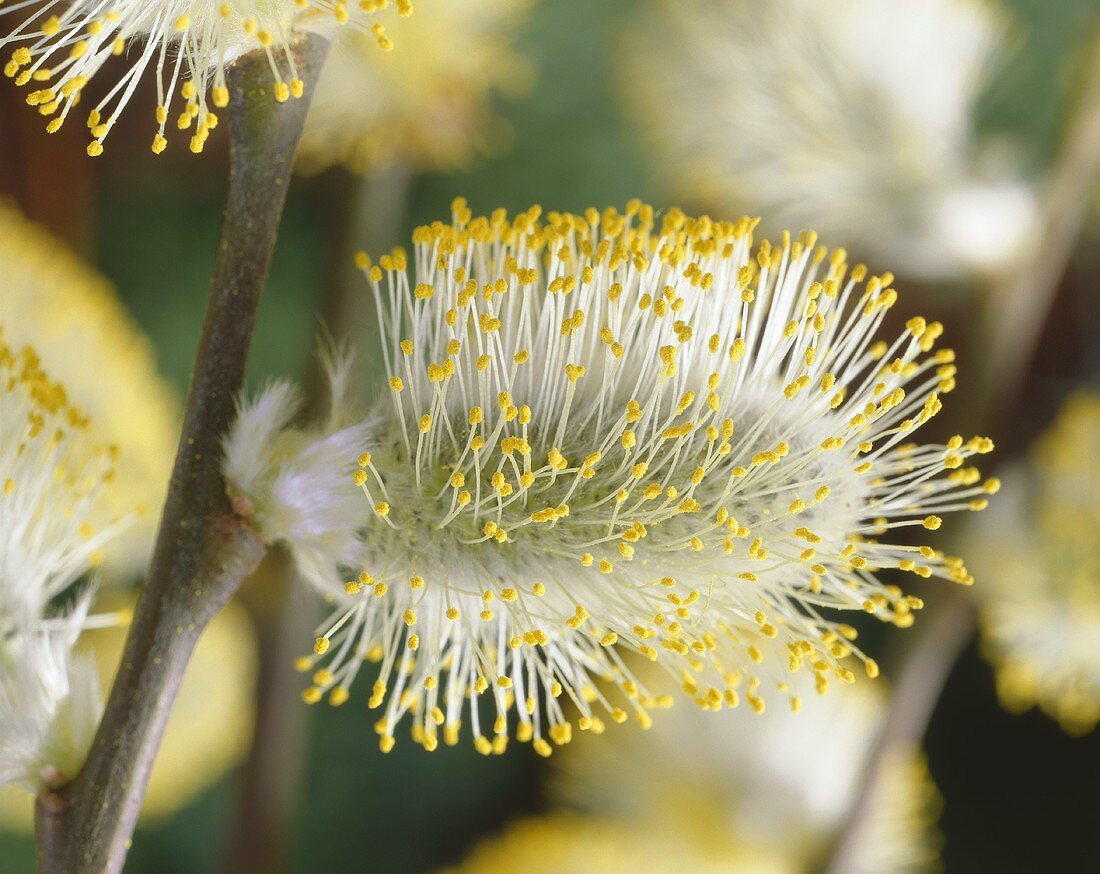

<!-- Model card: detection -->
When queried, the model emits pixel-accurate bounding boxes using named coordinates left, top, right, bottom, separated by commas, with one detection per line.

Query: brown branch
left=34, top=33, right=330, bottom=874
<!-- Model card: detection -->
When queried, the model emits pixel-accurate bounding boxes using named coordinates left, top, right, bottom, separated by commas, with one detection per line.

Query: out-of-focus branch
left=326, top=160, right=412, bottom=344
left=227, top=549, right=314, bottom=874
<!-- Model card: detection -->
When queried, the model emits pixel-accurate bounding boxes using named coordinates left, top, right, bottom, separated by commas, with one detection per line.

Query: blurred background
left=2, top=0, right=1100, bottom=870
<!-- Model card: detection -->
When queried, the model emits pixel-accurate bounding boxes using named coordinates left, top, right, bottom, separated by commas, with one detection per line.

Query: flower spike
left=226, top=200, right=994, bottom=756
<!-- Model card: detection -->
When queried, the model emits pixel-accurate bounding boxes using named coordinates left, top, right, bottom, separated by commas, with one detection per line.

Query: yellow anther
left=301, top=687, right=322, bottom=705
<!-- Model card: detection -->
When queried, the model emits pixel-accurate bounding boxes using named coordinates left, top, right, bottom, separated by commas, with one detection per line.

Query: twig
left=34, top=34, right=330, bottom=874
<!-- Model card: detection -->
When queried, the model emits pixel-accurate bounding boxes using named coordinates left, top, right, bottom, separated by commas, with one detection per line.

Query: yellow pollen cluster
left=0, top=0, right=413, bottom=155
left=298, top=199, right=992, bottom=756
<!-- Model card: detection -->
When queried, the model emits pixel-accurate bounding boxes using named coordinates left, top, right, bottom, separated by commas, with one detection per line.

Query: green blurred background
left=3, top=0, right=1100, bottom=869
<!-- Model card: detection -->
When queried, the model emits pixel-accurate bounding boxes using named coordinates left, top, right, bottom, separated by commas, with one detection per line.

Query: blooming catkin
left=0, top=203, right=177, bottom=581
left=0, top=0, right=413, bottom=156
left=0, top=341, right=119, bottom=791
left=969, top=393, right=1100, bottom=735
left=0, top=609, right=103, bottom=792
left=0, top=597, right=257, bottom=826
left=226, top=200, right=994, bottom=756
left=0, top=349, right=251, bottom=800
left=0, top=342, right=119, bottom=629
left=618, top=0, right=1037, bottom=280
left=299, top=0, right=533, bottom=173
